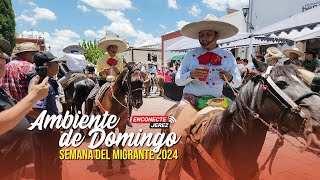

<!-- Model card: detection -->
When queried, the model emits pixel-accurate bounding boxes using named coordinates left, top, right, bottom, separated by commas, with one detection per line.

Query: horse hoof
left=103, top=169, right=113, bottom=176
left=120, top=166, right=129, bottom=174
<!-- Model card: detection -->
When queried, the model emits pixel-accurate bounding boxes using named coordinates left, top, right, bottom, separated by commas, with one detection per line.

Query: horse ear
left=252, top=55, right=268, bottom=72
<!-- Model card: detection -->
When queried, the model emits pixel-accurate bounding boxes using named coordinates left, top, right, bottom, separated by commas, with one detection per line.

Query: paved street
left=44, top=93, right=320, bottom=180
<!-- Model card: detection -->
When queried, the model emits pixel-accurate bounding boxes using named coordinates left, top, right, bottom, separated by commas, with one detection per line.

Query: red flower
left=224, top=56, right=227, bottom=58
left=107, top=58, right=118, bottom=66
left=205, top=82, right=209, bottom=85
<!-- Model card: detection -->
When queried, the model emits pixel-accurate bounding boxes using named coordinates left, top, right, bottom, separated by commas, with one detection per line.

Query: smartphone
left=37, top=66, right=48, bottom=84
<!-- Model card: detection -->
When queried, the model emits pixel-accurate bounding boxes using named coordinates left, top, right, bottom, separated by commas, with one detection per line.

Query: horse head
left=116, top=63, right=145, bottom=109
left=241, top=57, right=320, bottom=154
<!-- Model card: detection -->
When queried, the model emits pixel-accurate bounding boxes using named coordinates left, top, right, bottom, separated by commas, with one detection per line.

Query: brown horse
left=156, top=75, right=165, bottom=97
left=144, top=74, right=164, bottom=97
left=143, top=74, right=152, bottom=97
left=92, top=65, right=145, bottom=175
left=158, top=59, right=320, bottom=180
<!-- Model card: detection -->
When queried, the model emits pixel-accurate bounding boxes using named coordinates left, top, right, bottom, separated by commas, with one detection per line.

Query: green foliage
left=0, top=0, right=16, bottom=55
left=80, top=39, right=105, bottom=65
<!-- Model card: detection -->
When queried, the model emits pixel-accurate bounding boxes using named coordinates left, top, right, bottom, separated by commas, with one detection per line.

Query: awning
left=253, top=7, right=320, bottom=36
left=220, top=37, right=289, bottom=48
left=171, top=55, right=184, bottom=61
left=166, top=32, right=250, bottom=51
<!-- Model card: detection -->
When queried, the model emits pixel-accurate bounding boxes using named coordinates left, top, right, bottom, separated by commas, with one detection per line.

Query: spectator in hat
left=27, top=51, right=63, bottom=180
left=283, top=48, right=303, bottom=66
left=0, top=39, right=49, bottom=179
left=303, top=50, right=320, bottom=72
left=264, top=47, right=283, bottom=66
left=0, top=42, right=40, bottom=101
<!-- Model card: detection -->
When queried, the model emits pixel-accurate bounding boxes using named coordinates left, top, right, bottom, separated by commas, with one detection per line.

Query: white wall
left=251, top=0, right=320, bottom=30
left=118, top=49, right=162, bottom=68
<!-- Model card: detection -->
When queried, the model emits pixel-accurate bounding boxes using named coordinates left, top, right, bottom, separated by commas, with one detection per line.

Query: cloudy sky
left=13, top=0, right=249, bottom=56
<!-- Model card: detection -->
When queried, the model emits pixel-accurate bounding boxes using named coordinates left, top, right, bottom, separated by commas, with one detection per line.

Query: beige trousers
left=164, top=100, right=198, bottom=180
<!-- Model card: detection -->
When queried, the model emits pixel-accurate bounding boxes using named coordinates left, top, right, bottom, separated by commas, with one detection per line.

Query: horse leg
left=160, top=87, right=164, bottom=97
left=103, top=141, right=114, bottom=176
left=118, top=124, right=128, bottom=174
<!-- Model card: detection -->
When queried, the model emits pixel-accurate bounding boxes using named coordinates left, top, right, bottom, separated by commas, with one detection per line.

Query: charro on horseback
left=159, top=14, right=320, bottom=180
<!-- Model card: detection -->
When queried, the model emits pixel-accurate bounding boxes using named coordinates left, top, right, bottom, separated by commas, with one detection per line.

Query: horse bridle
left=258, top=66, right=320, bottom=135
left=110, top=68, right=144, bottom=121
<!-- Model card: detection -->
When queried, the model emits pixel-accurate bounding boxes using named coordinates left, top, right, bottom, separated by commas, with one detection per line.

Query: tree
left=80, top=39, right=105, bottom=65
left=0, top=0, right=16, bottom=55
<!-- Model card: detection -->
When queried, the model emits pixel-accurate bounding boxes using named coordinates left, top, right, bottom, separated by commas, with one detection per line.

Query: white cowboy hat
left=283, top=48, right=304, bottom=58
left=63, top=45, right=85, bottom=54
left=98, top=34, right=127, bottom=53
left=264, top=47, right=283, bottom=61
left=15, top=42, right=40, bottom=55
left=0, top=39, right=11, bottom=54
left=180, top=14, right=239, bottom=40
left=266, top=47, right=282, bottom=57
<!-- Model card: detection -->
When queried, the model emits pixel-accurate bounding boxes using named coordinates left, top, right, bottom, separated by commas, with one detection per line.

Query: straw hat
left=180, top=14, right=239, bottom=40
left=15, top=42, right=40, bottom=55
left=264, top=47, right=283, bottom=61
left=98, top=34, right=127, bottom=53
left=283, top=48, right=304, bottom=58
left=63, top=45, right=85, bottom=54
left=296, top=68, right=315, bottom=85
left=0, top=39, right=11, bottom=54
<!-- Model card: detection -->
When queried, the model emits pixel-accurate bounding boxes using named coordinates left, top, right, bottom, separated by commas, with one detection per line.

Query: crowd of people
left=234, top=47, right=320, bottom=79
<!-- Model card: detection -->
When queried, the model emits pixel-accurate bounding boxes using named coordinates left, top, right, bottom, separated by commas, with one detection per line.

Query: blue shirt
left=148, top=65, right=157, bottom=74
left=175, top=47, right=241, bottom=97
left=29, top=78, right=59, bottom=116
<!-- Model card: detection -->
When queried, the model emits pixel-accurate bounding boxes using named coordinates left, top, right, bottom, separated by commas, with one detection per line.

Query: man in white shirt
left=165, top=14, right=241, bottom=179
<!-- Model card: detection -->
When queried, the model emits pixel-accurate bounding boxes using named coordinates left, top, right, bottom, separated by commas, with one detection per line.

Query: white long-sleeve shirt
left=175, top=47, right=241, bottom=97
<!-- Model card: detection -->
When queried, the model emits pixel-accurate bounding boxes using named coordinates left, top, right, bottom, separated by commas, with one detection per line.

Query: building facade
left=118, top=46, right=162, bottom=69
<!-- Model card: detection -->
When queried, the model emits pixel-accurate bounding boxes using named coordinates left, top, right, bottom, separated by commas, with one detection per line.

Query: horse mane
left=204, top=65, right=298, bottom=145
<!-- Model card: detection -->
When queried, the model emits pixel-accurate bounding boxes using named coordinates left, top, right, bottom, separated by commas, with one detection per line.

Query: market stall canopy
left=294, top=28, right=320, bottom=41
left=166, top=32, right=250, bottom=51
left=266, top=25, right=320, bottom=42
left=220, top=37, right=288, bottom=48
left=253, top=7, right=320, bottom=36
left=171, top=55, right=184, bottom=61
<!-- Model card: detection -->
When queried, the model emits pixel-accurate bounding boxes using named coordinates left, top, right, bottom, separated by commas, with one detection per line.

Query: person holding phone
left=0, top=39, right=50, bottom=179
left=27, top=51, right=63, bottom=180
